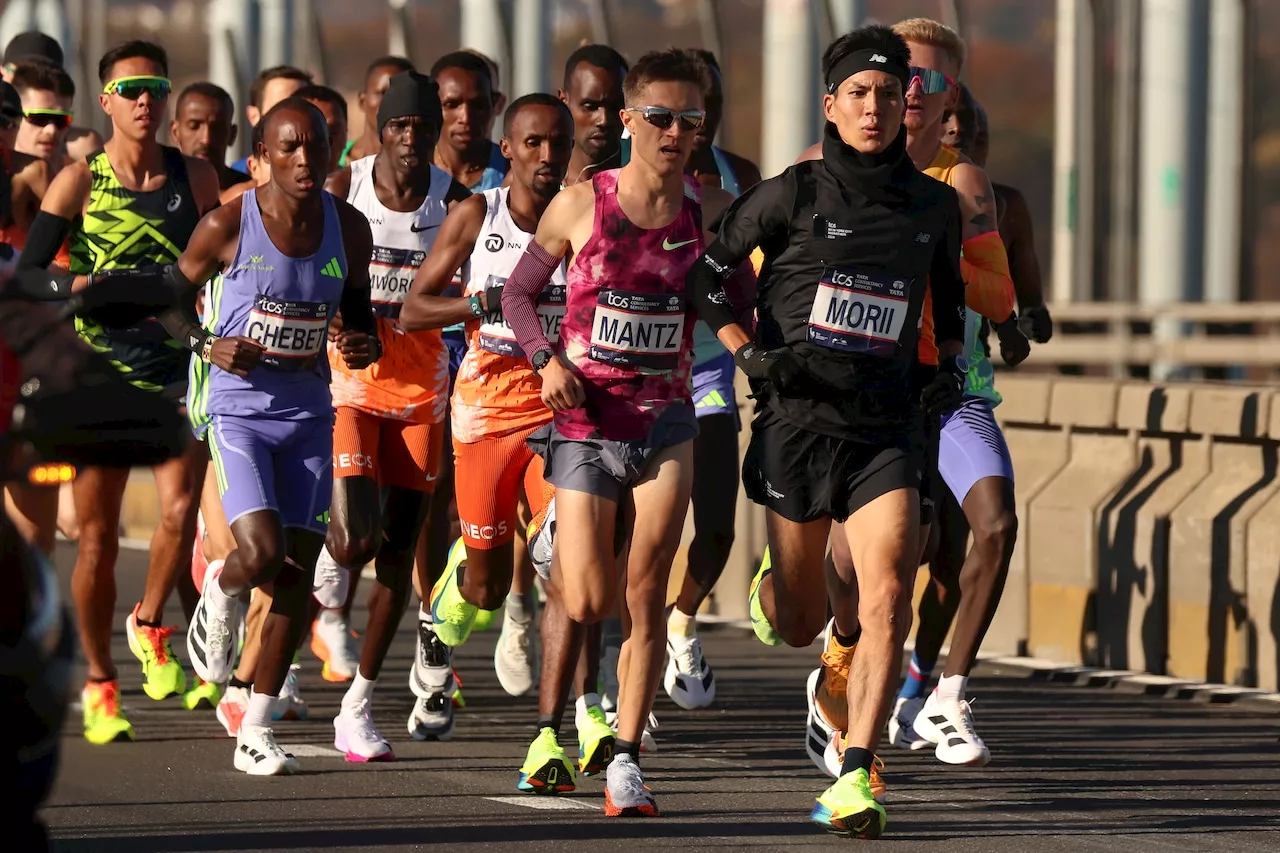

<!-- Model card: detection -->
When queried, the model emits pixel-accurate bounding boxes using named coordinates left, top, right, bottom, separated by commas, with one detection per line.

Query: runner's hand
left=734, top=344, right=804, bottom=391
left=994, top=315, right=1031, bottom=366
left=209, top=336, right=264, bottom=377
left=539, top=355, right=585, bottom=411
left=328, top=311, right=344, bottom=341
left=338, top=331, right=380, bottom=369
left=1019, top=304, right=1053, bottom=343
left=921, top=356, right=966, bottom=418
left=482, top=284, right=505, bottom=323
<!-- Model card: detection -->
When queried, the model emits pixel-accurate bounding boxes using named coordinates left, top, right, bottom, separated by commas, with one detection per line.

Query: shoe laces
left=345, top=699, right=382, bottom=742
left=87, top=680, right=121, bottom=715
left=138, top=622, right=179, bottom=666
left=607, top=756, right=648, bottom=802
left=501, top=622, right=532, bottom=667
left=316, top=559, right=344, bottom=587
left=671, top=636, right=704, bottom=675
left=951, top=698, right=981, bottom=741
left=419, top=623, right=451, bottom=668
left=244, top=723, right=283, bottom=751
left=820, top=645, right=853, bottom=696
left=206, top=608, right=232, bottom=658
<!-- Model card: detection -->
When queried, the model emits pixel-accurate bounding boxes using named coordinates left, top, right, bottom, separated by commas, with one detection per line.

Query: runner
left=11, top=61, right=74, bottom=170
left=559, top=44, right=628, bottom=188
left=170, top=82, right=250, bottom=191
left=429, top=50, right=507, bottom=191
left=686, top=26, right=966, bottom=837
left=503, top=48, right=732, bottom=815
left=321, top=70, right=470, bottom=750
left=663, top=48, right=762, bottom=711
left=15, top=39, right=221, bottom=743
left=340, top=56, right=416, bottom=168
left=176, top=96, right=380, bottom=775
left=299, top=85, right=349, bottom=174
left=229, top=65, right=313, bottom=175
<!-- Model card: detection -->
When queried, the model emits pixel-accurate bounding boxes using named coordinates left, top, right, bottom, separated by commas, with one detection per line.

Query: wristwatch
left=940, top=354, right=969, bottom=376
left=530, top=348, right=554, bottom=375
left=468, top=294, right=484, bottom=317
left=200, top=335, right=217, bottom=364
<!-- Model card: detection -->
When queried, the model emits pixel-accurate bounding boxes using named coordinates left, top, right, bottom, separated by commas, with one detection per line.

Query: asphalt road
left=42, top=544, right=1280, bottom=852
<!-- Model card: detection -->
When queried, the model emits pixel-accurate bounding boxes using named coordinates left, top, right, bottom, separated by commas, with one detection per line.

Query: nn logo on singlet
left=320, top=257, right=344, bottom=278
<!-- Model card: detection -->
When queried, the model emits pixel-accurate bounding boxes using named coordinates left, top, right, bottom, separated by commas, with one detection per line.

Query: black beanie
left=377, top=71, right=442, bottom=136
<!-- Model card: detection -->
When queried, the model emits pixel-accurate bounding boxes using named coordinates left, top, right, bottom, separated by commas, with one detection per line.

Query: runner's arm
left=930, top=186, right=966, bottom=360
left=156, top=202, right=242, bottom=353
left=334, top=200, right=378, bottom=339
left=185, top=156, right=224, bottom=215
left=952, top=161, right=1015, bottom=323
left=700, top=186, right=758, bottom=331
left=398, top=194, right=487, bottom=332
left=13, top=160, right=91, bottom=294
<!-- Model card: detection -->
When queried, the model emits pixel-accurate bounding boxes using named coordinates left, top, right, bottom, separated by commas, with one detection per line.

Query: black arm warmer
left=16, top=212, right=72, bottom=272
left=156, top=265, right=211, bottom=353
left=338, top=281, right=377, bottom=337
left=14, top=265, right=76, bottom=299
left=686, top=240, right=740, bottom=334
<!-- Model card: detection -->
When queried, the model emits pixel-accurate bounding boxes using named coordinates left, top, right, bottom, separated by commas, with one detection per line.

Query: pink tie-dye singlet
left=556, top=168, right=704, bottom=441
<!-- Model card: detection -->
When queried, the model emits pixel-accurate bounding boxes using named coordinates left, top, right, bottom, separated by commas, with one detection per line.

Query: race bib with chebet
left=589, top=289, right=686, bottom=371
left=245, top=294, right=329, bottom=370
left=807, top=267, right=911, bottom=356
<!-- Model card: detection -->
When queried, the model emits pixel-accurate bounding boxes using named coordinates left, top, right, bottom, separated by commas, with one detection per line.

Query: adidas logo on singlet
left=320, top=257, right=343, bottom=278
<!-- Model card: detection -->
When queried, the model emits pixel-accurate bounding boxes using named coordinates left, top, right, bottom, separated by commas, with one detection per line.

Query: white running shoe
left=216, top=684, right=250, bottom=737
left=494, top=606, right=538, bottom=697
left=334, top=699, right=394, bottom=762
left=804, top=667, right=837, bottom=775
left=312, top=608, right=359, bottom=682
left=640, top=712, right=659, bottom=753
left=188, top=562, right=239, bottom=684
left=272, top=664, right=308, bottom=721
left=407, top=693, right=455, bottom=741
left=528, top=498, right=556, bottom=581
left=604, top=753, right=658, bottom=816
left=234, top=724, right=300, bottom=776
left=887, top=696, right=929, bottom=750
left=409, top=618, right=456, bottom=699
left=312, top=546, right=350, bottom=609
left=663, top=635, right=715, bottom=710
left=911, top=690, right=991, bottom=766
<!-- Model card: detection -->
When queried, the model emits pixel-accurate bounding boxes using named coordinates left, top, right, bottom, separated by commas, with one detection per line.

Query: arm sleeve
left=688, top=174, right=792, bottom=334
left=338, top=281, right=377, bottom=336
left=156, top=265, right=211, bottom=353
left=959, top=230, right=1016, bottom=322
left=500, top=241, right=561, bottom=363
left=929, top=190, right=966, bottom=348
left=15, top=212, right=73, bottom=273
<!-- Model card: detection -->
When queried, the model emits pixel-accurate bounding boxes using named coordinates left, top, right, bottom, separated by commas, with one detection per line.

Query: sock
left=229, top=676, right=252, bottom=691
left=537, top=712, right=562, bottom=735
left=614, top=738, right=640, bottom=764
left=87, top=673, right=117, bottom=684
left=935, top=673, right=967, bottom=704
left=667, top=606, right=696, bottom=641
left=832, top=625, right=861, bottom=649
left=576, top=692, right=602, bottom=716
left=841, top=745, right=874, bottom=777
left=506, top=591, right=530, bottom=622
left=898, top=652, right=936, bottom=700
left=343, top=671, right=376, bottom=709
left=208, top=567, right=239, bottom=613
left=419, top=604, right=431, bottom=624
left=243, top=690, right=277, bottom=729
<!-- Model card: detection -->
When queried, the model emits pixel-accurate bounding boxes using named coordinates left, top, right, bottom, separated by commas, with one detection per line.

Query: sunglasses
left=102, top=75, right=172, bottom=101
left=907, top=67, right=956, bottom=95
left=24, top=108, right=73, bottom=129
left=626, top=106, right=705, bottom=133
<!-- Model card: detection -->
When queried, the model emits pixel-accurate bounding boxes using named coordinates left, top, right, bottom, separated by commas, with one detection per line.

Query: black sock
left=614, top=738, right=640, bottom=765
left=833, top=626, right=861, bottom=647
left=536, top=713, right=561, bottom=736
left=229, top=676, right=252, bottom=690
left=88, top=673, right=117, bottom=684
left=842, top=746, right=874, bottom=777
left=135, top=608, right=162, bottom=629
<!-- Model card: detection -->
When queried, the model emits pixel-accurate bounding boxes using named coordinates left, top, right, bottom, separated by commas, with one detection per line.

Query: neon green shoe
left=517, top=727, right=577, bottom=794
left=472, top=605, right=501, bottom=632
left=810, top=768, right=887, bottom=839
left=182, top=678, right=223, bottom=711
left=429, top=538, right=478, bottom=647
left=575, top=703, right=616, bottom=776
left=83, top=680, right=135, bottom=745
left=125, top=604, right=189, bottom=700
left=749, top=548, right=783, bottom=647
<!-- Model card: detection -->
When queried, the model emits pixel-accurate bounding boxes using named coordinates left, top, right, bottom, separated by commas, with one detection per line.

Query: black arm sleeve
left=338, top=282, right=377, bottom=337
left=929, top=187, right=966, bottom=348
left=15, top=212, right=75, bottom=292
left=687, top=174, right=791, bottom=334
left=156, top=265, right=212, bottom=353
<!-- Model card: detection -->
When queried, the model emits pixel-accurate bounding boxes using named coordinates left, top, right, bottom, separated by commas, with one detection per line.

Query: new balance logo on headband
left=870, top=54, right=887, bottom=63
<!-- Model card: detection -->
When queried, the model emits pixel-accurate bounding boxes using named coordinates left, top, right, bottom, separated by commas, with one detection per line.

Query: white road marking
left=484, top=796, right=598, bottom=811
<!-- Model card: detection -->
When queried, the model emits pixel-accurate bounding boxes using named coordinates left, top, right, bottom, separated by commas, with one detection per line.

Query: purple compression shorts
left=937, top=397, right=1014, bottom=504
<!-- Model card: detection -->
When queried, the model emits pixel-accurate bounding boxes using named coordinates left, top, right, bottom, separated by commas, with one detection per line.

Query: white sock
left=936, top=673, right=967, bottom=705
left=577, top=692, right=602, bottom=716
left=506, top=591, right=531, bottom=622
left=207, top=563, right=238, bottom=614
left=343, top=671, right=376, bottom=709
left=419, top=604, right=431, bottom=624
left=243, top=690, right=277, bottom=729
left=667, top=607, right=696, bottom=641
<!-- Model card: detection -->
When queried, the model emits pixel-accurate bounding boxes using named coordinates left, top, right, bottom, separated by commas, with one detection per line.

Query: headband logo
left=870, top=54, right=887, bottom=63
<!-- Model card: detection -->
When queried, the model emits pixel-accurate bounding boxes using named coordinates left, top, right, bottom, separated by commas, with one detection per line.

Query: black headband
left=825, top=49, right=910, bottom=93
left=378, top=71, right=443, bottom=135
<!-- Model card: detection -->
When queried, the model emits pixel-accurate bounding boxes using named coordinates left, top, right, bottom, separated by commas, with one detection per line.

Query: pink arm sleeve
left=499, top=241, right=561, bottom=364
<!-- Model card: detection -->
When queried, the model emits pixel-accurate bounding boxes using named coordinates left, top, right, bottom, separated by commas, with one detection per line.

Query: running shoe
left=408, top=693, right=455, bottom=741
left=517, top=727, right=576, bottom=794
left=911, top=690, right=991, bottom=766
left=334, top=699, right=394, bottom=762
left=82, top=680, right=134, bottom=745
left=748, top=549, right=782, bottom=646
left=190, top=522, right=210, bottom=591
left=217, top=684, right=250, bottom=737
left=234, top=724, right=300, bottom=776
left=820, top=734, right=888, bottom=801
left=125, top=603, right=187, bottom=700
left=409, top=618, right=456, bottom=699
left=575, top=702, right=616, bottom=776
left=272, top=663, right=308, bottom=721
left=472, top=606, right=499, bottom=632
left=494, top=605, right=538, bottom=697
left=805, top=622, right=853, bottom=771
left=182, top=678, right=222, bottom=711
left=527, top=497, right=556, bottom=580
left=187, top=561, right=239, bottom=684
left=429, top=538, right=477, bottom=647
left=311, top=608, right=358, bottom=682
left=663, top=634, right=715, bottom=710
left=805, top=667, right=836, bottom=773
left=604, top=753, right=658, bottom=817
left=810, top=767, right=886, bottom=839
left=887, top=696, right=929, bottom=750
left=451, top=668, right=467, bottom=708
left=312, top=546, right=350, bottom=609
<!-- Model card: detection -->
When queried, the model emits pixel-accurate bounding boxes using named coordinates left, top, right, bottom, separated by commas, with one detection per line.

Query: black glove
left=1018, top=303, right=1053, bottom=343
left=994, top=313, right=1030, bottom=366
left=734, top=343, right=804, bottom=391
left=921, top=355, right=966, bottom=418
left=482, top=283, right=505, bottom=324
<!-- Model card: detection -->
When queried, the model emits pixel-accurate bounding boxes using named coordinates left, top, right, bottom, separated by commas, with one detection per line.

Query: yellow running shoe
left=810, top=767, right=887, bottom=839
left=517, top=727, right=577, bottom=794
left=125, top=604, right=188, bottom=700
left=83, top=680, right=135, bottom=745
left=182, top=678, right=223, bottom=711
left=575, top=703, right=616, bottom=776
left=430, top=538, right=478, bottom=647
left=749, top=549, right=783, bottom=647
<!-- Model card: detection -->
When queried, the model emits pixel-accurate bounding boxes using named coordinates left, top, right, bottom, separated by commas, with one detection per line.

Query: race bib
left=369, top=246, right=426, bottom=318
left=807, top=267, right=910, bottom=356
left=246, top=294, right=329, bottom=370
left=478, top=277, right=565, bottom=358
left=589, top=289, right=686, bottom=371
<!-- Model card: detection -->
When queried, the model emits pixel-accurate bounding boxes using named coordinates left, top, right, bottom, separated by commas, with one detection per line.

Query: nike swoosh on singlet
left=662, top=237, right=697, bottom=251
left=410, top=222, right=440, bottom=233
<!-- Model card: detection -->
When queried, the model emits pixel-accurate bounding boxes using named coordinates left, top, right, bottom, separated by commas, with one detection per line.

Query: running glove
left=921, top=356, right=966, bottom=418
left=734, top=343, right=804, bottom=391
left=482, top=283, right=505, bottom=324
left=1019, top=304, right=1053, bottom=343
left=993, top=314, right=1030, bottom=366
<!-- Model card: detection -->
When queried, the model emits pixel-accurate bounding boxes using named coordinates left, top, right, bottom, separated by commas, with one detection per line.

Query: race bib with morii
left=369, top=246, right=426, bottom=318
left=478, top=277, right=565, bottom=358
left=246, top=294, right=329, bottom=370
left=589, top=289, right=686, bottom=372
left=807, top=267, right=911, bottom=356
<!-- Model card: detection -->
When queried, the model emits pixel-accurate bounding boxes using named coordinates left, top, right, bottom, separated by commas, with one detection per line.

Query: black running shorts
left=742, top=407, right=924, bottom=524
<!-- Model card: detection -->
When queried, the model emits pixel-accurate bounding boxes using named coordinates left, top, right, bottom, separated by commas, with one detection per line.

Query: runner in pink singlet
left=500, top=49, right=737, bottom=817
